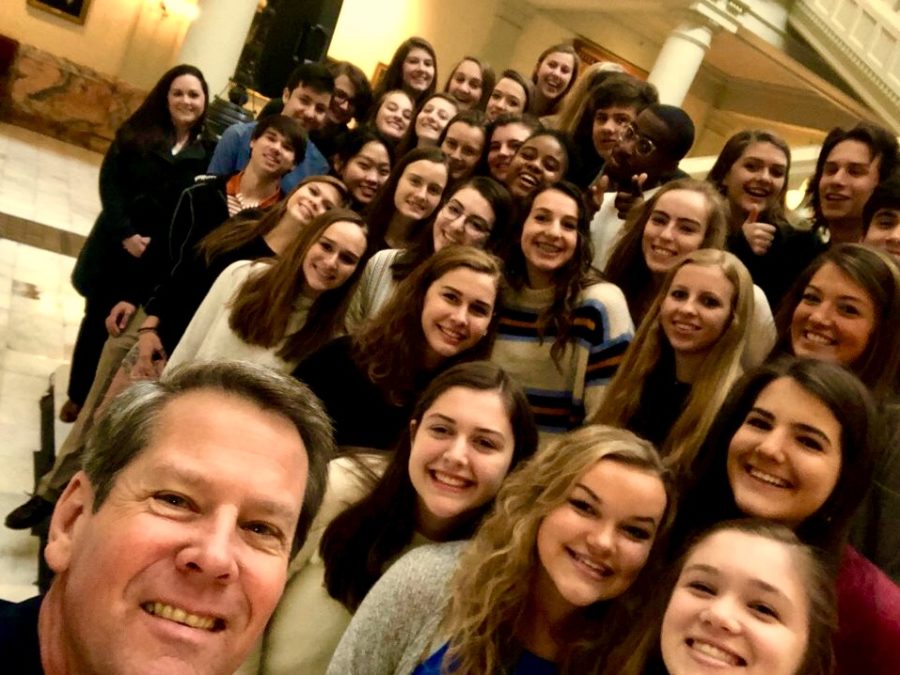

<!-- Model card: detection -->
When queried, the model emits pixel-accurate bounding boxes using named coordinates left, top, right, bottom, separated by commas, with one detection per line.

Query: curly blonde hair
left=439, top=425, right=675, bottom=674
left=591, top=249, right=753, bottom=477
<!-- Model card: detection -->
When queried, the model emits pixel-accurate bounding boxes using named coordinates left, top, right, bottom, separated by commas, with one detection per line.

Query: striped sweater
left=491, top=282, right=634, bottom=442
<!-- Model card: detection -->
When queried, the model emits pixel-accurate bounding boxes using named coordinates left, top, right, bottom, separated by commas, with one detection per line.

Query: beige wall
left=328, top=0, right=506, bottom=86
left=2, top=0, right=196, bottom=88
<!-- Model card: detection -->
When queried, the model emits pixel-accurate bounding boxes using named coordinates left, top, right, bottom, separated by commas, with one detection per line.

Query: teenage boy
left=862, top=174, right=900, bottom=261
left=209, top=63, right=334, bottom=191
left=589, top=103, right=695, bottom=268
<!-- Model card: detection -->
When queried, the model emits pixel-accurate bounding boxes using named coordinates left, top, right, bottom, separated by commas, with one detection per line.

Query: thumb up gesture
left=741, top=205, right=776, bottom=255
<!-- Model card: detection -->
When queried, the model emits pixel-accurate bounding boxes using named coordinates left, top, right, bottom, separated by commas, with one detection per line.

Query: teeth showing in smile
left=687, top=639, right=744, bottom=666
left=438, top=325, right=465, bottom=343
left=568, top=548, right=612, bottom=578
left=142, top=602, right=220, bottom=631
left=650, top=245, right=677, bottom=258
left=536, top=242, right=562, bottom=254
left=744, top=186, right=770, bottom=198
left=431, top=470, right=471, bottom=489
left=747, top=466, right=791, bottom=488
left=801, top=330, right=835, bottom=346
left=517, top=173, right=539, bottom=188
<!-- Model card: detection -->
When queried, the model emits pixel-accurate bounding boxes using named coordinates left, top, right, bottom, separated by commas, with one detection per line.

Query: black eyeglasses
left=621, top=125, right=657, bottom=157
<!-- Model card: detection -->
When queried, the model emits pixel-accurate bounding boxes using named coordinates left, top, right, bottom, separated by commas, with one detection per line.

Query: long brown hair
left=352, top=245, right=502, bottom=402
left=504, top=181, right=603, bottom=363
left=229, top=208, right=367, bottom=361
left=197, top=176, right=349, bottom=264
left=604, top=178, right=728, bottom=324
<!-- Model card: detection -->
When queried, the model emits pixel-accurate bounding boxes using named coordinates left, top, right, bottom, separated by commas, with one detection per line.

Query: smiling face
left=520, top=188, right=579, bottom=288
left=506, top=135, right=567, bottom=199
left=286, top=181, right=343, bottom=225
left=607, top=110, right=675, bottom=184
left=592, top=105, right=638, bottom=160
left=863, top=208, right=900, bottom=260
left=641, top=189, right=711, bottom=274
left=487, top=122, right=532, bottom=182
left=339, top=141, right=391, bottom=206
left=486, top=77, right=527, bottom=121
left=789, top=261, right=877, bottom=367
left=817, top=140, right=881, bottom=227
left=409, top=386, right=515, bottom=539
left=249, top=128, right=297, bottom=177
left=375, top=91, right=414, bottom=140
left=167, top=74, right=206, bottom=134
left=535, top=51, right=575, bottom=101
left=534, top=459, right=666, bottom=614
left=301, top=221, right=367, bottom=298
left=402, top=47, right=436, bottom=94
left=281, top=83, right=331, bottom=132
left=432, top=186, right=496, bottom=251
left=726, top=377, right=842, bottom=527
left=441, top=122, right=486, bottom=180
left=447, top=59, right=484, bottom=109
left=420, top=267, right=497, bottom=368
left=327, top=74, right=357, bottom=127
left=393, top=159, right=448, bottom=222
left=661, top=530, right=810, bottom=675
left=415, top=97, right=459, bottom=144
left=722, top=142, right=788, bottom=219
left=43, top=389, right=308, bottom=675
left=661, top=264, right=735, bottom=358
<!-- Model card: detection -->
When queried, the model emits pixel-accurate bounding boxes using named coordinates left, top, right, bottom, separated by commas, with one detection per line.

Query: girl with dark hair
left=348, top=176, right=513, bottom=327
left=491, top=181, right=634, bottom=441
left=327, top=425, right=672, bottom=674
left=164, top=209, right=366, bottom=372
left=293, top=245, right=503, bottom=451
left=504, top=129, right=572, bottom=201
left=772, top=243, right=900, bottom=401
left=707, top=129, right=813, bottom=305
left=443, top=56, right=495, bottom=111
left=367, top=89, right=415, bottom=143
left=481, top=112, right=543, bottom=183
left=331, top=128, right=394, bottom=212
left=438, top=109, right=488, bottom=182
left=372, top=37, right=438, bottom=105
left=364, top=146, right=448, bottom=251
left=676, top=357, right=900, bottom=675
left=249, top=361, right=538, bottom=675
left=529, top=43, right=580, bottom=117
left=66, top=64, right=210, bottom=420
left=591, top=249, right=755, bottom=478
left=395, top=93, right=460, bottom=157
left=604, top=519, right=838, bottom=675
left=485, top=70, right=532, bottom=122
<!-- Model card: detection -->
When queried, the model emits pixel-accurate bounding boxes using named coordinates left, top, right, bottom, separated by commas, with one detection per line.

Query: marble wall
left=0, top=40, right=146, bottom=153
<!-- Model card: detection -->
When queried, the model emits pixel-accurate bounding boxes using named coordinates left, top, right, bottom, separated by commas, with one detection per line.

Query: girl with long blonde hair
left=327, top=424, right=674, bottom=674
left=591, top=249, right=754, bottom=476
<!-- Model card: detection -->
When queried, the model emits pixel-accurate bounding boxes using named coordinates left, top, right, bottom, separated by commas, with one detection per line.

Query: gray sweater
left=325, top=542, right=464, bottom=675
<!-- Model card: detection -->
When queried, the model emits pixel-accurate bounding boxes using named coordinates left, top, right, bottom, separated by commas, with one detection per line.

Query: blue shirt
left=207, top=121, right=329, bottom=192
left=413, top=642, right=558, bottom=674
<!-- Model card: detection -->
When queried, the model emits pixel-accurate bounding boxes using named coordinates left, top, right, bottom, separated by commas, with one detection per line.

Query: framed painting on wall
left=27, top=0, right=91, bottom=25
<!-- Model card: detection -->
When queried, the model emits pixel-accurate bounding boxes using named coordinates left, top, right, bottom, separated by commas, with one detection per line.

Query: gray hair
left=82, top=361, right=335, bottom=556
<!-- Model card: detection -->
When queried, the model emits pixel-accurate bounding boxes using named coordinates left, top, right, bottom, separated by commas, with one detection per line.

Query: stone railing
left=789, top=0, right=900, bottom=132
left=0, top=37, right=147, bottom=153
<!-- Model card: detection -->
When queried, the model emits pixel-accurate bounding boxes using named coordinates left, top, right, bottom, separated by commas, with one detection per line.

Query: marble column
left=176, top=0, right=259, bottom=97
left=647, top=19, right=715, bottom=107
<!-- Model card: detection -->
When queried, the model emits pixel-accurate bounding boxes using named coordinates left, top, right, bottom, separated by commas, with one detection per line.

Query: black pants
left=67, top=294, right=118, bottom=405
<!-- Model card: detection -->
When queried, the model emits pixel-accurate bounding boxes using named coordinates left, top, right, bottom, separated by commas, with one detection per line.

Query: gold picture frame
left=27, top=0, right=92, bottom=25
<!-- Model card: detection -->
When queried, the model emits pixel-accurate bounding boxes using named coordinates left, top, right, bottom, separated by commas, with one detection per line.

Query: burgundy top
left=834, top=545, right=900, bottom=674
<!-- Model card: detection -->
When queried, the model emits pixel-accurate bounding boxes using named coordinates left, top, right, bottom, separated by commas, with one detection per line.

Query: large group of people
left=2, top=33, right=899, bottom=675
